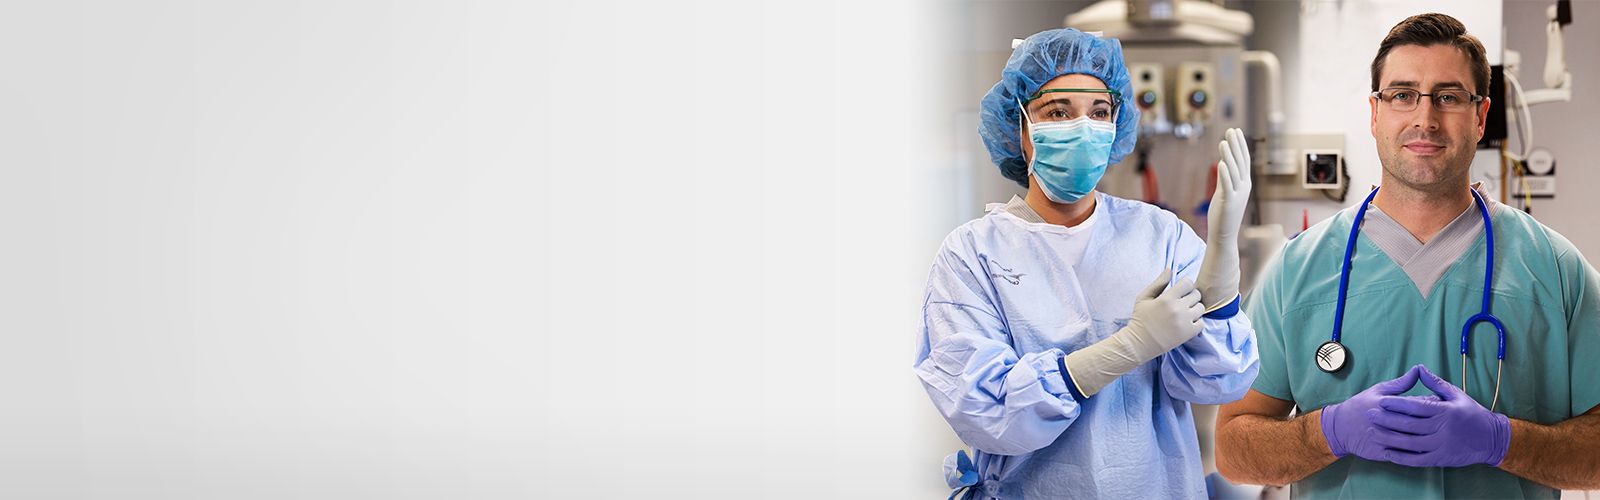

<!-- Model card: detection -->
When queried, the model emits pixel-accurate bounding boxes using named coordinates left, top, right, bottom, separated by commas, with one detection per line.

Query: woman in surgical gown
left=913, top=28, right=1259, bottom=499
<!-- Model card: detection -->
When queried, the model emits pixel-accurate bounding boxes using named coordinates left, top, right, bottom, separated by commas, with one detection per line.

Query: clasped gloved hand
left=1367, top=365, right=1512, bottom=467
left=1195, top=128, right=1253, bottom=312
left=1320, top=365, right=1426, bottom=460
left=1062, top=268, right=1203, bottom=397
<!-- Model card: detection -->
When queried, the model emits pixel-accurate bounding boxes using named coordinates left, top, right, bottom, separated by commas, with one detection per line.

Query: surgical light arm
left=1240, top=51, right=1287, bottom=172
left=1521, top=1, right=1573, bottom=105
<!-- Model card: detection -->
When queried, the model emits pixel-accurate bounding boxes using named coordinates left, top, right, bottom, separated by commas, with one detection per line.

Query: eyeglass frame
left=1021, top=88, right=1123, bottom=125
left=1369, top=87, right=1486, bottom=112
left=1024, top=88, right=1122, bottom=107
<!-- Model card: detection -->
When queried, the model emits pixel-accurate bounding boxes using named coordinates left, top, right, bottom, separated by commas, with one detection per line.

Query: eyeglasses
left=1025, top=88, right=1122, bottom=107
left=1023, top=88, right=1122, bottom=123
left=1371, top=88, right=1484, bottom=112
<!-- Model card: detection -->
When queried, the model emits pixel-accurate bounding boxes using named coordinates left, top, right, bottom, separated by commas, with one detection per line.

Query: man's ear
left=1475, top=96, right=1491, bottom=139
left=1369, top=94, right=1380, bottom=139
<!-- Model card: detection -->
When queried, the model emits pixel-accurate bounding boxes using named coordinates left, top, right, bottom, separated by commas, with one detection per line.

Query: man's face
left=1369, top=44, right=1490, bottom=194
left=1020, top=73, right=1113, bottom=164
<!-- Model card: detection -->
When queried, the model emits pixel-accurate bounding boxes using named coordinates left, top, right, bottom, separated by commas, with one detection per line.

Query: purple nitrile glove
left=1366, top=365, right=1512, bottom=467
left=1320, top=364, right=1425, bottom=459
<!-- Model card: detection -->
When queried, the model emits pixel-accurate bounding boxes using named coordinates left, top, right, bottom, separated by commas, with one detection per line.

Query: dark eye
left=1091, top=109, right=1111, bottom=120
left=1047, top=109, right=1068, bottom=119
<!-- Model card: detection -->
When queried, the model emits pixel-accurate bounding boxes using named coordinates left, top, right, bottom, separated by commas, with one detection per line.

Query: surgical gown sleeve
left=914, top=238, right=1082, bottom=456
left=1160, top=223, right=1260, bottom=404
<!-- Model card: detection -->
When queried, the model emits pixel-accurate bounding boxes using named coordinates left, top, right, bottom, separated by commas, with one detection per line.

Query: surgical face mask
left=1021, top=102, right=1116, bottom=204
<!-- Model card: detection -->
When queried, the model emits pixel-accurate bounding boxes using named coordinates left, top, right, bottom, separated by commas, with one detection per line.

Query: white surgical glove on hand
left=1196, top=127, right=1253, bottom=310
left=1062, top=269, right=1204, bottom=397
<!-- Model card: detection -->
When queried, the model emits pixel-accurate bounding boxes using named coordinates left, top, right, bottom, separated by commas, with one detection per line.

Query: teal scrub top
left=1246, top=201, right=1600, bottom=499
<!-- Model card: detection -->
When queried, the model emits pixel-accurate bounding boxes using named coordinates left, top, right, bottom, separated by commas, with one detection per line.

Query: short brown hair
left=1370, top=13, right=1490, bottom=95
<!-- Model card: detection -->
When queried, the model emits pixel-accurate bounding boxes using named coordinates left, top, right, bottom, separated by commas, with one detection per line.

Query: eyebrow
left=1385, top=80, right=1469, bottom=91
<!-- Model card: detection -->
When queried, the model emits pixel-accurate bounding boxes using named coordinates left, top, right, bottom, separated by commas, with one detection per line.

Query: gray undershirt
left=1002, top=195, right=1047, bottom=223
left=1360, top=198, right=1498, bottom=299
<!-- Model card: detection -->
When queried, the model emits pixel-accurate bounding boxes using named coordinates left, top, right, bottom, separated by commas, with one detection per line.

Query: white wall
left=0, top=1, right=955, bottom=498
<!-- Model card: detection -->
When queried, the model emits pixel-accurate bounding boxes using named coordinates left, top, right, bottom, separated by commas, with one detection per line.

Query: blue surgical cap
left=979, top=28, right=1140, bottom=187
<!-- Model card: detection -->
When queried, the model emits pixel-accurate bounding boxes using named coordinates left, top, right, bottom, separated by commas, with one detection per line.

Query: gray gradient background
left=0, top=0, right=956, bottom=497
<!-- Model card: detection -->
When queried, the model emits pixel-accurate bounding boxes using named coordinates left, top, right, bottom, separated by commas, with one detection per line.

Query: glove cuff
left=1060, top=329, right=1147, bottom=399
left=1319, top=404, right=1348, bottom=457
left=1202, top=294, right=1242, bottom=319
left=1487, top=412, right=1512, bottom=467
left=1058, top=356, right=1089, bottom=401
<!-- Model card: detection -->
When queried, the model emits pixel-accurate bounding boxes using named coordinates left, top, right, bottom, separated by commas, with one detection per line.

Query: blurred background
left=930, top=0, right=1597, bottom=498
left=0, top=0, right=1593, bottom=498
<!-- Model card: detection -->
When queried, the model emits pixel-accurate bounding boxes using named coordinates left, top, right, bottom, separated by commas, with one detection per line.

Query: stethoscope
left=1315, top=186, right=1505, bottom=411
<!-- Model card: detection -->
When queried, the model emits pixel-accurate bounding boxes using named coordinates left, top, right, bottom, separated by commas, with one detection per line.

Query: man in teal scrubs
left=1213, top=13, right=1600, bottom=498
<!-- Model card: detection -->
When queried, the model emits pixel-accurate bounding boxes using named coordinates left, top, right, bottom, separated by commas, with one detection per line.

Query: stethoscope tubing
left=1329, top=186, right=1505, bottom=411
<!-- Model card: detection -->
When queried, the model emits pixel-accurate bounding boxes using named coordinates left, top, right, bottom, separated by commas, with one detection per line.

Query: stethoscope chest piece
left=1316, top=341, right=1348, bottom=373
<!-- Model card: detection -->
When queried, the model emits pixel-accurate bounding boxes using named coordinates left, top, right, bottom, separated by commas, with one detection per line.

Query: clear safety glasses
left=1022, top=88, right=1121, bottom=124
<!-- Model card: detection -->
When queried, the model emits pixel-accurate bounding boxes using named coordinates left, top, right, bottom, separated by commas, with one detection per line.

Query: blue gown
left=914, top=192, right=1259, bottom=499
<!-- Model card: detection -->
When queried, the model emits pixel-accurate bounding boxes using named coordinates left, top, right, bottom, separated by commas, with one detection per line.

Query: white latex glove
left=1196, top=127, right=1252, bottom=310
left=1063, top=269, right=1204, bottom=397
